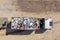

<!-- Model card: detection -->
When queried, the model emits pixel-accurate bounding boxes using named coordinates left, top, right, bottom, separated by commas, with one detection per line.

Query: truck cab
left=44, top=18, right=53, bottom=30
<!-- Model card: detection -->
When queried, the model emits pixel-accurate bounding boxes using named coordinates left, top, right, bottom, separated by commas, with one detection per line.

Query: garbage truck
left=11, top=17, right=53, bottom=30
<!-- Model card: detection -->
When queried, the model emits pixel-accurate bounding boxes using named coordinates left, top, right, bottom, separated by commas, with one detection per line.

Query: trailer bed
left=11, top=17, right=41, bottom=30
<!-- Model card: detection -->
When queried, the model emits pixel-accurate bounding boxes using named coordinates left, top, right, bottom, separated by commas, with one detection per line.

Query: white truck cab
left=45, top=18, right=53, bottom=30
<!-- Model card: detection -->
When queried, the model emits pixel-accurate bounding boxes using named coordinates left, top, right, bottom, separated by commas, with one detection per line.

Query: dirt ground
left=0, top=0, right=60, bottom=40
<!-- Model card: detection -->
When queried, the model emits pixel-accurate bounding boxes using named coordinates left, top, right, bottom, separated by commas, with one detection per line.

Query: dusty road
left=0, top=0, right=60, bottom=40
